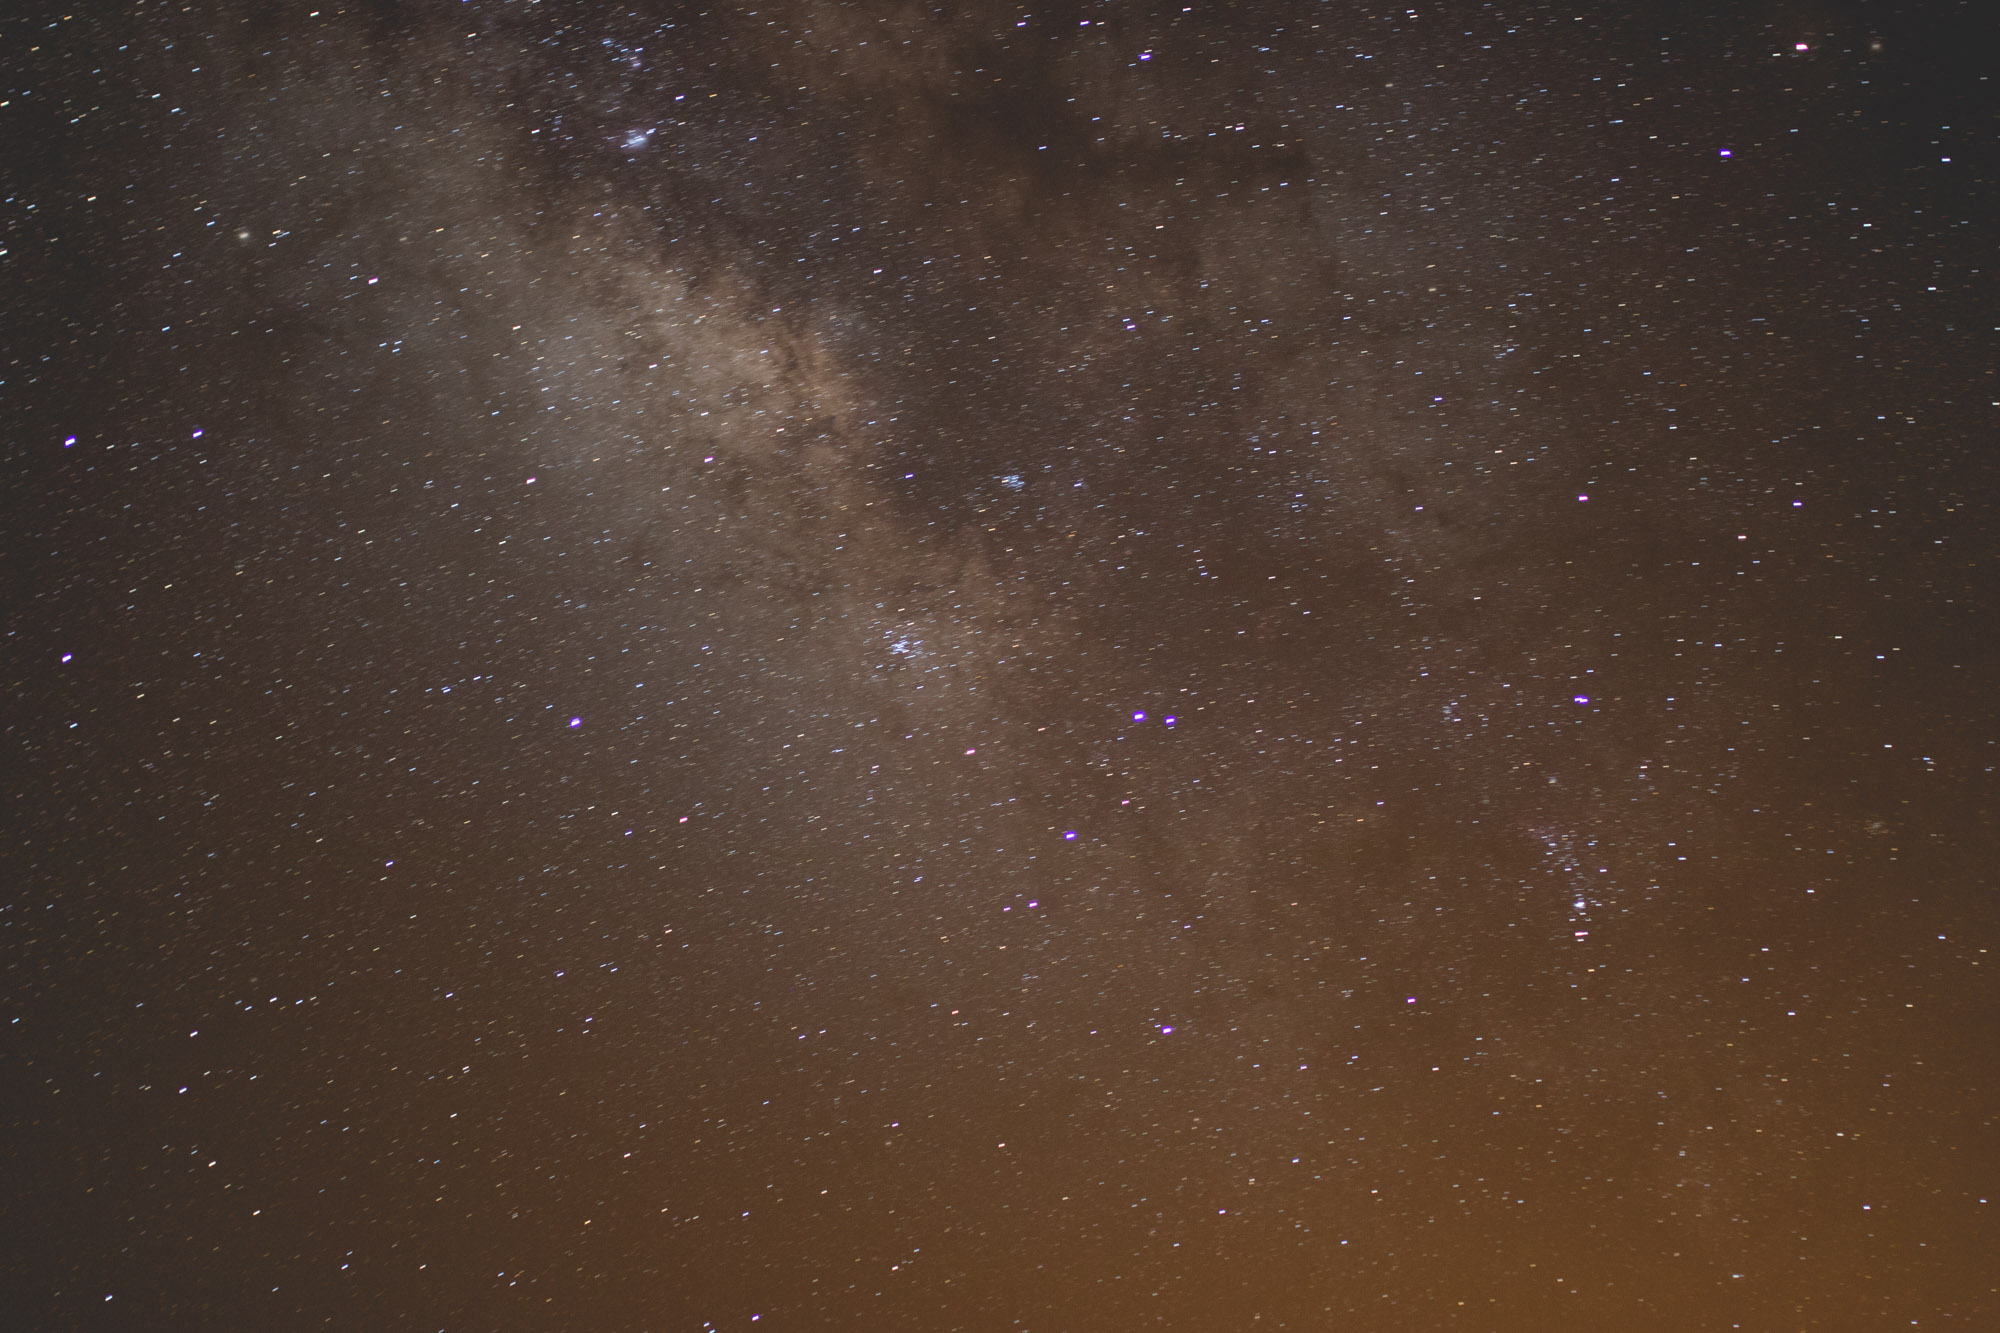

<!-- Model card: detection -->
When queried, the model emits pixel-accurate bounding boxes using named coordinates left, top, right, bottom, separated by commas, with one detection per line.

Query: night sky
left=4, top=1, right=1994, bottom=1328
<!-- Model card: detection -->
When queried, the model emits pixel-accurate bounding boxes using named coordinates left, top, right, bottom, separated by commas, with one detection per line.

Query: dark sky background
left=4, top=1, right=1994, bottom=1328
